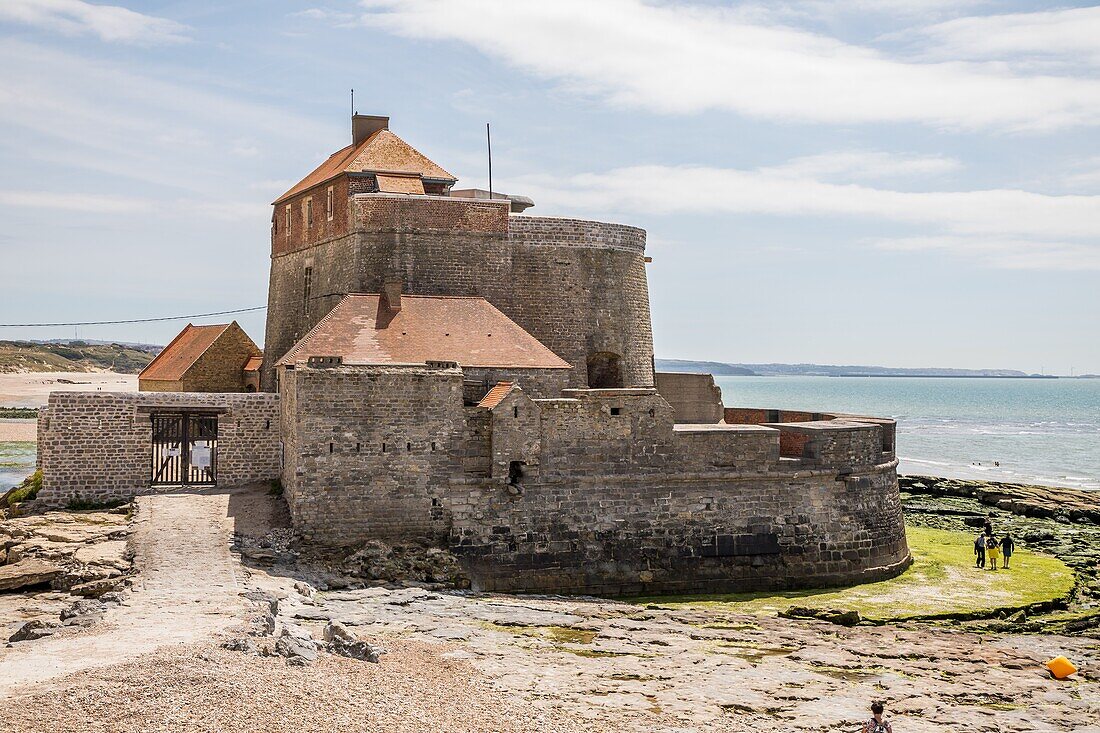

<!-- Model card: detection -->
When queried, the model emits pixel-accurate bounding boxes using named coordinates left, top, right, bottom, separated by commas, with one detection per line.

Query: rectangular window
left=326, top=186, right=334, bottom=221
left=303, top=267, right=312, bottom=314
left=284, top=205, right=291, bottom=238
left=306, top=198, right=313, bottom=228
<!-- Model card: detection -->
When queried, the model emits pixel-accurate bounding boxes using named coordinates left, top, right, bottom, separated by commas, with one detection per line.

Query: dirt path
left=0, top=491, right=246, bottom=695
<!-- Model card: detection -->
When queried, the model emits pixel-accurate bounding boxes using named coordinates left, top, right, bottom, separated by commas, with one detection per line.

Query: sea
left=0, top=440, right=35, bottom=495
left=1, top=376, right=1098, bottom=493
left=714, top=375, right=1100, bottom=491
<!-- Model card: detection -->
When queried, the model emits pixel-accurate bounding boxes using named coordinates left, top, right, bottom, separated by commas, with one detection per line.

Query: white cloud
left=910, top=6, right=1100, bottom=67
left=1062, top=156, right=1100, bottom=192
left=0, top=40, right=330, bottom=193
left=0, top=189, right=149, bottom=214
left=870, top=236, right=1100, bottom=271
left=359, top=0, right=1100, bottom=131
left=503, top=161, right=1100, bottom=270
left=764, top=150, right=960, bottom=181
left=0, top=0, right=189, bottom=45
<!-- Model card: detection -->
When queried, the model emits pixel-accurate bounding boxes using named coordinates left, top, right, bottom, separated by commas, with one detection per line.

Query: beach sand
left=0, top=371, right=137, bottom=408
left=0, top=420, right=36, bottom=441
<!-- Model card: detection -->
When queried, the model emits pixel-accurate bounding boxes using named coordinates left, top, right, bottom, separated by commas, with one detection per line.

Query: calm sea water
left=0, top=440, right=36, bottom=493
left=714, top=376, right=1100, bottom=490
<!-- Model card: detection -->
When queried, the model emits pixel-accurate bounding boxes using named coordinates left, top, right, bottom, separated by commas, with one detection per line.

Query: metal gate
left=150, top=413, right=218, bottom=486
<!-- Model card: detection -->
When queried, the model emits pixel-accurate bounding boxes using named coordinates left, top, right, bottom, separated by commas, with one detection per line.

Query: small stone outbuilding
left=139, top=321, right=262, bottom=393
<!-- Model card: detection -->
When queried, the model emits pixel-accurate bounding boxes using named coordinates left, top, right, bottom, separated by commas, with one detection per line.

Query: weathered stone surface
left=69, top=576, right=128, bottom=598
left=8, top=619, right=59, bottom=642
left=0, top=559, right=63, bottom=592
left=74, top=540, right=130, bottom=571
left=36, top=392, right=280, bottom=508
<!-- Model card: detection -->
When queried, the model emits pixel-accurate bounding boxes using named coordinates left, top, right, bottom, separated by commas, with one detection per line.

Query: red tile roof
left=243, top=356, right=263, bottom=373
left=277, top=295, right=572, bottom=370
left=139, top=323, right=232, bottom=382
left=274, top=129, right=456, bottom=204
left=477, top=382, right=515, bottom=409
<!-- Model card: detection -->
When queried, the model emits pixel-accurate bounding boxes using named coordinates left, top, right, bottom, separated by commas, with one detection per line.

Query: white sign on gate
left=191, top=443, right=211, bottom=469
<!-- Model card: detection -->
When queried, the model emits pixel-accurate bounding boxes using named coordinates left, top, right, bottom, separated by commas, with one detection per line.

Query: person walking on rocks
left=974, top=532, right=986, bottom=568
left=1001, top=533, right=1015, bottom=569
left=862, top=701, right=893, bottom=733
left=986, top=534, right=1000, bottom=571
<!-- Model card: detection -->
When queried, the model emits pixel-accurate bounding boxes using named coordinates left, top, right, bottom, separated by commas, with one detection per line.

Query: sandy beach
left=0, top=420, right=35, bottom=442
left=0, top=372, right=137, bottom=409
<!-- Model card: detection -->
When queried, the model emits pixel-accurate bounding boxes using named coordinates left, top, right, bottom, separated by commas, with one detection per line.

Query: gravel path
left=0, top=490, right=245, bottom=694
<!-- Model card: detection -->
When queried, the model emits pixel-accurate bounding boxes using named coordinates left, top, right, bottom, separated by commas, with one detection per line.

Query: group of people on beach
left=974, top=512, right=1014, bottom=570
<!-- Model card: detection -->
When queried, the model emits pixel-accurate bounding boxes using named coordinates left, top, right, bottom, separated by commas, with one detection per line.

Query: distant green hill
left=655, top=359, right=1034, bottom=378
left=0, top=340, right=158, bottom=374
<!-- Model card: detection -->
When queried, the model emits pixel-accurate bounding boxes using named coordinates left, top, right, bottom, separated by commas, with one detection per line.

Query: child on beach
left=1001, top=533, right=1015, bottom=569
left=974, top=532, right=986, bottom=568
left=986, top=534, right=1000, bottom=570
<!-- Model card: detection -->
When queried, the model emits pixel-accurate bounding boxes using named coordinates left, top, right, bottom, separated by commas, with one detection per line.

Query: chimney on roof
left=382, top=279, right=402, bottom=313
left=353, top=114, right=389, bottom=146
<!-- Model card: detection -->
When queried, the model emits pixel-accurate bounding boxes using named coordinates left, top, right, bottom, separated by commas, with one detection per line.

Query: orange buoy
left=1046, top=656, right=1078, bottom=679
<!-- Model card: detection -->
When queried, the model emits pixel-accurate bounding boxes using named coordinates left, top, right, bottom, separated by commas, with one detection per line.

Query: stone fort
left=37, top=115, right=910, bottom=595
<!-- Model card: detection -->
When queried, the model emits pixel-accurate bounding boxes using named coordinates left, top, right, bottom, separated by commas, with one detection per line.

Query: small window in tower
left=284, top=204, right=291, bottom=238
left=306, top=198, right=313, bottom=228
left=326, top=186, right=334, bottom=221
left=303, top=267, right=313, bottom=313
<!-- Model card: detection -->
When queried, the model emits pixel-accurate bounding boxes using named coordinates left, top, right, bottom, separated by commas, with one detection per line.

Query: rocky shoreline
left=900, top=474, right=1100, bottom=633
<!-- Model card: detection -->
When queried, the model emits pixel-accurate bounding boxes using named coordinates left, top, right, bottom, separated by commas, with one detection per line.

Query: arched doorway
left=587, top=352, right=623, bottom=388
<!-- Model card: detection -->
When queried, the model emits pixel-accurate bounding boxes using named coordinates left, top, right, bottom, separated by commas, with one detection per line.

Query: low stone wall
left=37, top=392, right=280, bottom=507
left=450, top=461, right=910, bottom=596
left=655, top=372, right=724, bottom=423
left=448, top=387, right=910, bottom=594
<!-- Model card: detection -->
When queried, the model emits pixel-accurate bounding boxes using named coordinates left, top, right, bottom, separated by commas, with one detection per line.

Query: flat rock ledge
left=0, top=559, right=63, bottom=592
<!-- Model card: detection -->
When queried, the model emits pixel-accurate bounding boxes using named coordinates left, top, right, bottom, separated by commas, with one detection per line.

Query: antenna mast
left=351, top=88, right=355, bottom=115
left=486, top=122, right=493, bottom=200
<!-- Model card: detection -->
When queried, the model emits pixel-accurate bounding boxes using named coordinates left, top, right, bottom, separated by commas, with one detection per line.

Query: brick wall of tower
left=263, top=198, right=655, bottom=392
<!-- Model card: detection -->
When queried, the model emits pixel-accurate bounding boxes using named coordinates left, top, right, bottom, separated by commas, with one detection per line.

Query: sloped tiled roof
left=243, top=356, right=263, bottom=373
left=139, top=323, right=232, bottom=382
left=274, top=129, right=456, bottom=204
left=477, top=382, right=515, bottom=409
left=277, top=295, right=572, bottom=370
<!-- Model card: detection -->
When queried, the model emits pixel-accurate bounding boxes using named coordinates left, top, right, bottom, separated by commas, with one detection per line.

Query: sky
left=0, top=1, right=1098, bottom=375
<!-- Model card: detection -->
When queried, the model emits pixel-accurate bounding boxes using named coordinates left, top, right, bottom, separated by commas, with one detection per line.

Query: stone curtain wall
left=451, top=467, right=909, bottom=596
left=36, top=392, right=280, bottom=507
left=280, top=364, right=465, bottom=545
left=462, top=367, right=571, bottom=400
left=654, top=372, right=724, bottom=423
left=448, top=388, right=910, bottom=595
left=264, top=198, right=655, bottom=392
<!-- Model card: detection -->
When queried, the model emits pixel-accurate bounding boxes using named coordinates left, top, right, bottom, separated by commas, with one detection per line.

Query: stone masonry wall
left=263, top=202, right=655, bottom=392
left=447, top=388, right=909, bottom=594
left=655, top=372, right=724, bottom=423
left=280, top=364, right=464, bottom=545
left=37, top=392, right=280, bottom=507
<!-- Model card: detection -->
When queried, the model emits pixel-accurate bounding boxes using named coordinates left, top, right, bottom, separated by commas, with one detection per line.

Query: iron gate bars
left=150, top=413, right=218, bottom=486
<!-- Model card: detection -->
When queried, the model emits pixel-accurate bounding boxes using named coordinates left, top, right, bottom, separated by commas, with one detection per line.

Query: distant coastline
left=656, top=358, right=1088, bottom=379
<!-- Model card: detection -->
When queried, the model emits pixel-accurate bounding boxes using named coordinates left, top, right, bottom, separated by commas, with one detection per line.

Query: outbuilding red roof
left=277, top=295, right=571, bottom=370
left=139, top=323, right=232, bottom=382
